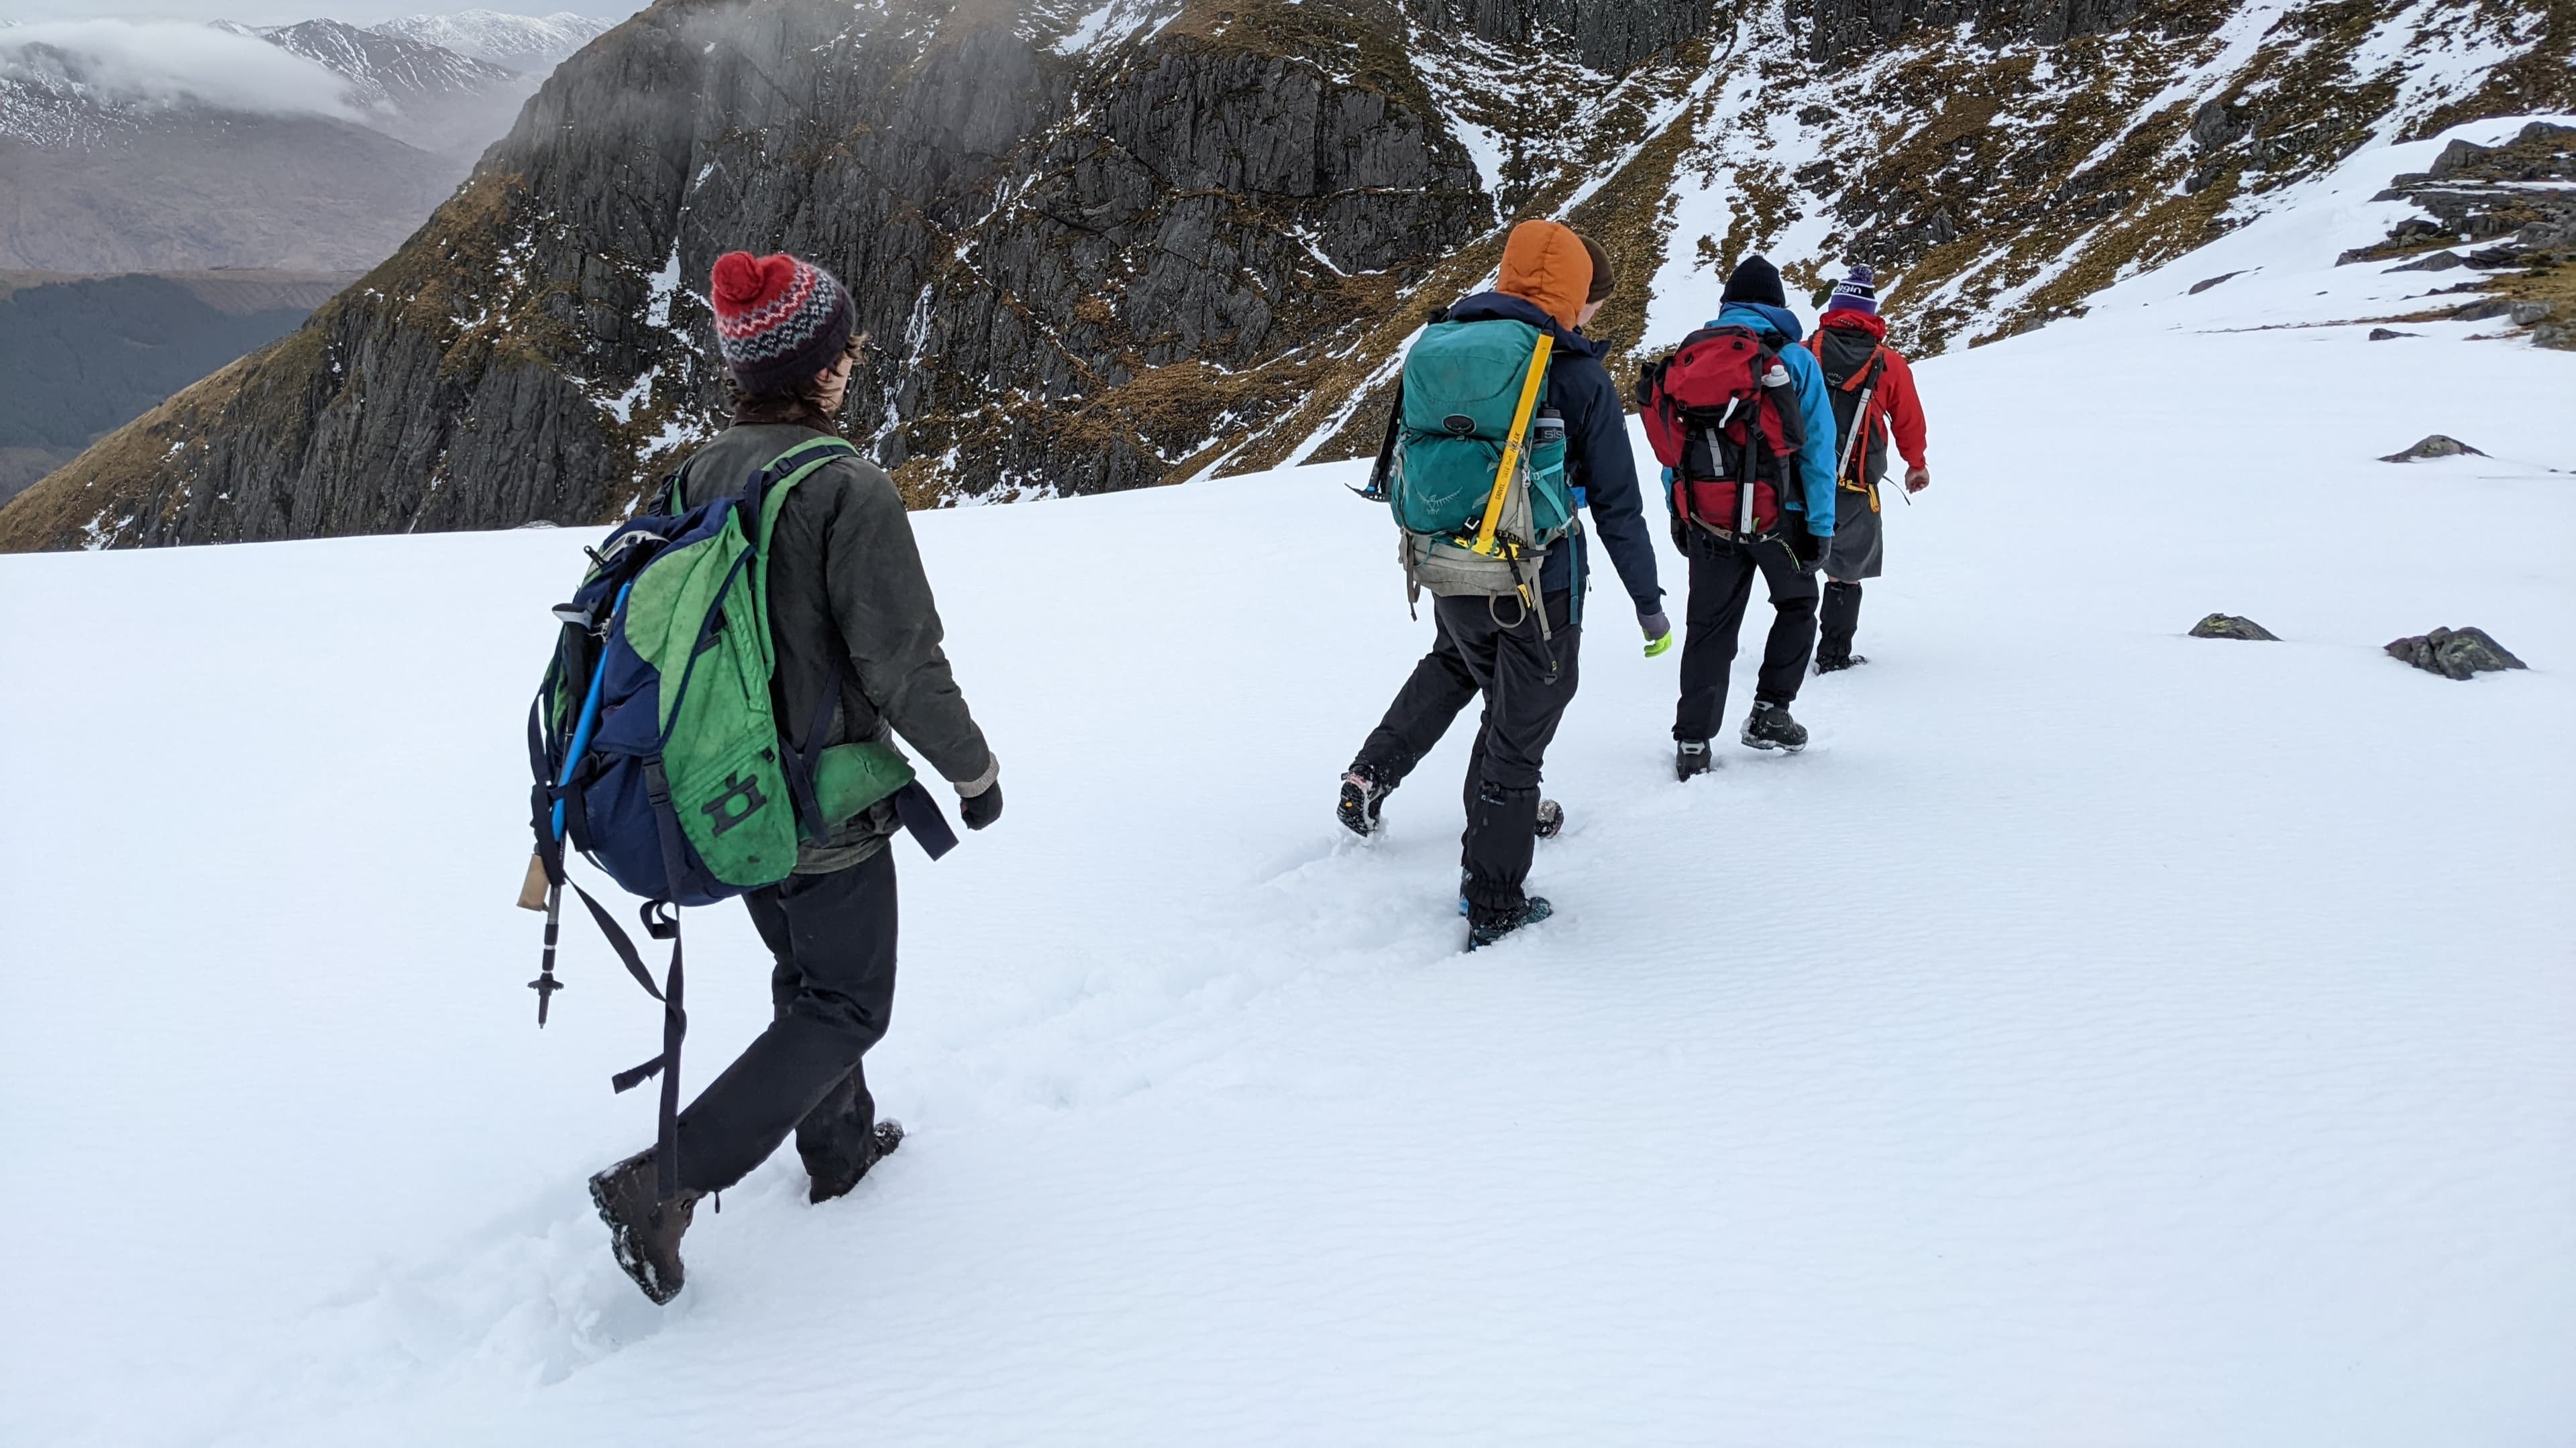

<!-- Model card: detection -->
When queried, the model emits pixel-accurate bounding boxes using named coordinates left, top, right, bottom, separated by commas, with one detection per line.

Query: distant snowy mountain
left=370, top=9, right=610, bottom=74
left=254, top=17, right=525, bottom=152
left=257, top=17, right=517, bottom=113
left=0, top=14, right=549, bottom=271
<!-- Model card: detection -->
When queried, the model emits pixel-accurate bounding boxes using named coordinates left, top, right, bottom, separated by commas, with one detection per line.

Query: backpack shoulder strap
left=745, top=435, right=864, bottom=553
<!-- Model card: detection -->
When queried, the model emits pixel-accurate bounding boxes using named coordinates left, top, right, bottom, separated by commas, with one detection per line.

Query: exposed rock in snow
left=2379, top=433, right=2487, bottom=461
left=2385, top=626, right=2528, bottom=678
left=2189, top=613, right=2279, bottom=641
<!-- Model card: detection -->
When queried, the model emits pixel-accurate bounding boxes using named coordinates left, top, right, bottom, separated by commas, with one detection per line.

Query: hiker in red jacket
left=1805, top=266, right=1929, bottom=671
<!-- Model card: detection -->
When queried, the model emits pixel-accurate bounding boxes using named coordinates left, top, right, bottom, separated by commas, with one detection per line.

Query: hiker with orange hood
left=1338, top=219, right=1667, bottom=948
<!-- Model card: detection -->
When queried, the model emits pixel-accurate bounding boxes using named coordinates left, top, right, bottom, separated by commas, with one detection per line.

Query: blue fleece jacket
left=1711, top=302, right=1837, bottom=537
left=1444, top=291, right=1664, bottom=616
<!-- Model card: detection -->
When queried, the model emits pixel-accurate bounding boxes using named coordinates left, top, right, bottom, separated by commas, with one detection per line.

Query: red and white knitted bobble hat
left=708, top=251, right=855, bottom=394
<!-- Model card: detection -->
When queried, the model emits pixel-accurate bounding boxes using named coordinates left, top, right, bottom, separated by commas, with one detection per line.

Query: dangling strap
left=582, top=882, right=686, bottom=1203
left=785, top=656, right=846, bottom=842
left=893, top=781, right=960, bottom=860
left=605, top=759, right=695, bottom=1202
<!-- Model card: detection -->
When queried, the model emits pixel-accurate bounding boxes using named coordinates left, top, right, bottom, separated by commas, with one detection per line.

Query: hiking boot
left=588, top=1150, right=702, bottom=1305
left=1675, top=740, right=1712, bottom=781
left=1468, top=895, right=1554, bottom=950
left=1533, top=799, right=1564, bottom=839
left=1336, top=765, right=1391, bottom=837
left=805, top=1119, right=905, bottom=1205
left=1741, top=702, right=1808, bottom=753
left=1813, top=652, right=1868, bottom=673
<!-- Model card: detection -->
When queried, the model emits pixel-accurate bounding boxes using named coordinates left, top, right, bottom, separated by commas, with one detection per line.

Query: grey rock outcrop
left=2189, top=614, right=2279, bottom=641
left=1408, top=0, right=1713, bottom=70
left=9, top=0, right=2548, bottom=551
left=2385, top=626, right=2527, bottom=679
left=2378, top=435, right=2485, bottom=462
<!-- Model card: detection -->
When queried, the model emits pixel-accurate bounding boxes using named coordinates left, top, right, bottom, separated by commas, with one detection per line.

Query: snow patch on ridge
left=1053, top=0, right=1172, bottom=56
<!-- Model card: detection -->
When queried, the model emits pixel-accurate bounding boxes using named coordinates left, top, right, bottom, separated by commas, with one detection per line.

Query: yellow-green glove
left=1640, top=610, right=1673, bottom=658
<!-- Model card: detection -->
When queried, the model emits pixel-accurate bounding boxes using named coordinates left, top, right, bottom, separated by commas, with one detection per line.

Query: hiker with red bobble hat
left=587, top=250, right=1002, bottom=1304
left=1805, top=264, right=1930, bottom=671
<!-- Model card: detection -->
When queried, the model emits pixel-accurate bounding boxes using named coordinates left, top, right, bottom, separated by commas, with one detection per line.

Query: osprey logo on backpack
left=1637, top=324, right=1807, bottom=539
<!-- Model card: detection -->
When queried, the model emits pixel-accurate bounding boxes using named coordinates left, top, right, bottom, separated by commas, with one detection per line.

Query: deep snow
left=2, top=120, right=2573, bottom=1447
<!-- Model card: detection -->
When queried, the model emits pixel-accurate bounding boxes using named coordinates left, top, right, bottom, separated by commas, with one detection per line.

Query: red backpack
left=1636, top=324, right=1807, bottom=537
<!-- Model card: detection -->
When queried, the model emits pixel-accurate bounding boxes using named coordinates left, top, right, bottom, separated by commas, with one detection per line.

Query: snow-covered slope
left=1, top=119, right=2572, bottom=1446
left=371, top=9, right=611, bottom=74
left=0, top=15, right=533, bottom=270
left=256, top=17, right=519, bottom=113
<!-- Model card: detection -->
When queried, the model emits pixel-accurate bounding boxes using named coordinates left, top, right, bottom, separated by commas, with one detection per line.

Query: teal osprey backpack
left=1375, top=317, right=1573, bottom=612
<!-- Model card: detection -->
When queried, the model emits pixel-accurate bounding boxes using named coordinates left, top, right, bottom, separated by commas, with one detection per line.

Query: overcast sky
left=0, top=1, right=645, bottom=24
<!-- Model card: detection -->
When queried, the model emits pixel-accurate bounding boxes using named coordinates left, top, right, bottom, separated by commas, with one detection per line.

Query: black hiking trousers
left=1353, top=589, right=1580, bottom=914
left=1818, top=579, right=1864, bottom=663
left=1673, top=531, right=1818, bottom=742
left=673, top=848, right=897, bottom=1194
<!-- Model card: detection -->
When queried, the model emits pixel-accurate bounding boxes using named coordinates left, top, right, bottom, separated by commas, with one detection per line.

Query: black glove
left=958, top=781, right=1003, bottom=831
left=1791, top=529, right=1829, bottom=569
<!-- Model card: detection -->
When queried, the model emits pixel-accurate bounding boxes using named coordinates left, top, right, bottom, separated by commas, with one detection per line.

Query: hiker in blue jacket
left=1671, top=254, right=1837, bottom=777
left=1338, top=223, right=1668, bottom=947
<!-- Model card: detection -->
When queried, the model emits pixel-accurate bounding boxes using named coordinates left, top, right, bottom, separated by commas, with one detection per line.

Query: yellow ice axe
left=1471, top=333, right=1554, bottom=557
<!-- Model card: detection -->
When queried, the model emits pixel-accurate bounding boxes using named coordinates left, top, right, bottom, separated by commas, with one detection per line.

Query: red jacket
left=1807, top=311, right=1927, bottom=481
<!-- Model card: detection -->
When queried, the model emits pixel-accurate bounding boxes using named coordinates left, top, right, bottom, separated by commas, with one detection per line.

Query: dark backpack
left=1636, top=323, right=1806, bottom=538
left=1810, top=325, right=1890, bottom=487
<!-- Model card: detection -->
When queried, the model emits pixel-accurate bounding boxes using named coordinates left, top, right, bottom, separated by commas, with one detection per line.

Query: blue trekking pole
left=529, top=582, right=630, bottom=1025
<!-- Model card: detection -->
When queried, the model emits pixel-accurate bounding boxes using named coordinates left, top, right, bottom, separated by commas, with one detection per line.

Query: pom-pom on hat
left=710, top=251, right=855, bottom=394
left=1825, top=264, right=1879, bottom=316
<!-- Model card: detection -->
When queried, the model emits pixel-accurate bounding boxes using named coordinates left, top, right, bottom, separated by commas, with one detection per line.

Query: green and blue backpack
left=519, top=435, right=953, bottom=1199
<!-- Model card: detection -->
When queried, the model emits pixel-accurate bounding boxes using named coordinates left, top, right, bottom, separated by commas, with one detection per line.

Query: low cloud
left=0, top=19, right=360, bottom=119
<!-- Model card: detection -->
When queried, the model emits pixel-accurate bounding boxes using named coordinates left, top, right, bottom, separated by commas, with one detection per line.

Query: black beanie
left=1721, top=254, right=1786, bottom=309
left=1577, top=233, right=1615, bottom=302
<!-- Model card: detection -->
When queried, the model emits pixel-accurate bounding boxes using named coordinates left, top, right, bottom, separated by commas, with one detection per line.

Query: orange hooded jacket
left=1496, top=220, right=1593, bottom=331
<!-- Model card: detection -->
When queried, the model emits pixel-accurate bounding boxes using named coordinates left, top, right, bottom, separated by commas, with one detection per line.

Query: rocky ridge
left=1, top=0, right=2565, bottom=551
left=370, top=10, right=614, bottom=73
left=0, top=15, right=554, bottom=273
left=240, top=17, right=530, bottom=152
left=2333, top=120, right=2575, bottom=348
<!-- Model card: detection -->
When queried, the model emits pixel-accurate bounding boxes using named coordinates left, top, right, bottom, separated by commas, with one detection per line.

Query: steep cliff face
left=2, top=0, right=1507, bottom=546
left=2, top=0, right=2558, bottom=551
